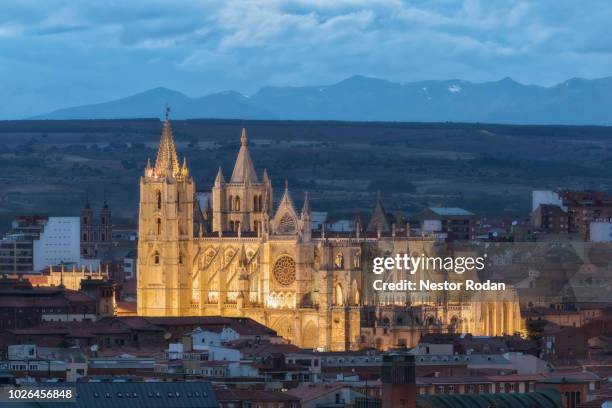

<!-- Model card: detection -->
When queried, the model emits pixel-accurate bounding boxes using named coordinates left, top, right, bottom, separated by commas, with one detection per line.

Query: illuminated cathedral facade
left=137, top=116, right=521, bottom=351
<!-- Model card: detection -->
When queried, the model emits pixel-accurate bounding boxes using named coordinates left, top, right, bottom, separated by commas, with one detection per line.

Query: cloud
left=1, top=0, right=612, bottom=118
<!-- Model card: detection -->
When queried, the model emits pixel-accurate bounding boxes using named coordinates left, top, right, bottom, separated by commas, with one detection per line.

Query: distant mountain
left=35, top=75, right=612, bottom=125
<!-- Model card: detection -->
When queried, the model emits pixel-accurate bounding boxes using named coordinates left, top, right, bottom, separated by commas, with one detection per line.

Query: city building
left=4, top=344, right=87, bottom=382
left=32, top=217, right=81, bottom=272
left=413, top=207, right=476, bottom=241
left=0, top=216, right=81, bottom=274
left=558, top=190, right=612, bottom=239
left=532, top=204, right=569, bottom=233
left=136, top=117, right=520, bottom=351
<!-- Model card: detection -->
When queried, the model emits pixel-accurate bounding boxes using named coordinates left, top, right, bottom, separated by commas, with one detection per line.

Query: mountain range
left=35, top=75, right=612, bottom=125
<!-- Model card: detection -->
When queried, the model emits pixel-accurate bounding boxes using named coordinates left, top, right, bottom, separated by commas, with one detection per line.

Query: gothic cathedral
left=137, top=116, right=521, bottom=351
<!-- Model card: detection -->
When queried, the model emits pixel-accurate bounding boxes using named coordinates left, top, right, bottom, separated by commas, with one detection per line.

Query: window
left=154, top=252, right=160, bottom=265
left=157, top=218, right=161, bottom=235
left=157, top=191, right=162, bottom=209
left=235, top=196, right=241, bottom=211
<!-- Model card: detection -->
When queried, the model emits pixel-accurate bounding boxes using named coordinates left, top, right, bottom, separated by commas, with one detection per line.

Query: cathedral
left=137, top=116, right=521, bottom=351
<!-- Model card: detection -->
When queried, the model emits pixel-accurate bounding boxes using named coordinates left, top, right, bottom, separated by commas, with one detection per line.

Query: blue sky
left=2, top=0, right=612, bottom=118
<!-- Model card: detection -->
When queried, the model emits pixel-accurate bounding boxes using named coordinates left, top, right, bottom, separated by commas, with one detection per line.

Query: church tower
left=99, top=194, right=112, bottom=242
left=211, top=128, right=272, bottom=233
left=137, top=109, right=194, bottom=316
left=80, top=194, right=95, bottom=258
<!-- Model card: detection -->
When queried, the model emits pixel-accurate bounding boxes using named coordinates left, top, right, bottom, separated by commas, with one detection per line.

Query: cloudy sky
left=1, top=0, right=612, bottom=118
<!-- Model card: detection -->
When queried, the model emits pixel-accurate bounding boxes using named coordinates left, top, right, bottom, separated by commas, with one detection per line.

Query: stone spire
left=279, top=179, right=296, bottom=211
left=181, top=157, right=189, bottom=178
left=301, top=191, right=311, bottom=215
left=366, top=191, right=390, bottom=232
left=354, top=209, right=362, bottom=234
left=214, top=166, right=225, bottom=186
left=153, top=107, right=180, bottom=178
left=230, top=128, right=259, bottom=183
left=301, top=192, right=312, bottom=242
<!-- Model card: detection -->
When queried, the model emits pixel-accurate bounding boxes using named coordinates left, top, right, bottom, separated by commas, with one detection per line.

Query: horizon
left=3, top=1, right=612, bottom=120
left=36, top=73, right=612, bottom=117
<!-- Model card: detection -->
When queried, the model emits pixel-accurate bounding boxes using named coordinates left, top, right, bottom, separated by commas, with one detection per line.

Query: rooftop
left=429, top=207, right=475, bottom=216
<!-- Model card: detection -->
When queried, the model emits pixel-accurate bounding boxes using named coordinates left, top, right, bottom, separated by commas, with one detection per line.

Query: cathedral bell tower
left=137, top=109, right=194, bottom=316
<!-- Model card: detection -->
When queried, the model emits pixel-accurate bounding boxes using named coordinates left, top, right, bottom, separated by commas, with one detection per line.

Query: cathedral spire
left=214, top=166, right=225, bottom=186
left=230, top=128, right=258, bottom=183
left=181, top=157, right=189, bottom=178
left=240, top=127, right=247, bottom=146
left=301, top=191, right=311, bottom=215
left=278, top=179, right=296, bottom=211
left=366, top=190, right=390, bottom=233
left=153, top=107, right=180, bottom=178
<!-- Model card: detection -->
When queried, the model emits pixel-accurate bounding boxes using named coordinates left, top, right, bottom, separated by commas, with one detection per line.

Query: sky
left=2, top=0, right=612, bottom=119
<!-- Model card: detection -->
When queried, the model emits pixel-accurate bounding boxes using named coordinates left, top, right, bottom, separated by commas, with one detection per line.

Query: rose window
left=273, top=256, right=296, bottom=286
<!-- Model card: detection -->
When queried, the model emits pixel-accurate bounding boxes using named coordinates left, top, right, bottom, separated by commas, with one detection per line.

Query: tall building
left=32, top=217, right=81, bottom=272
left=137, top=117, right=521, bottom=351
left=0, top=216, right=81, bottom=274
left=0, top=216, right=48, bottom=273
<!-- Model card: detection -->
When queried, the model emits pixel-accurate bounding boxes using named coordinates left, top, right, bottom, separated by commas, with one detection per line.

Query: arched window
left=258, top=195, right=263, bottom=212
left=179, top=253, right=183, bottom=264
left=156, top=191, right=162, bottom=210
left=253, top=196, right=258, bottom=212
left=83, top=217, right=88, bottom=225
left=229, top=221, right=235, bottom=231
left=156, top=218, right=161, bottom=235
left=154, top=251, right=160, bottom=265
left=228, top=195, right=233, bottom=211
left=235, top=196, right=241, bottom=211
left=334, top=284, right=343, bottom=306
